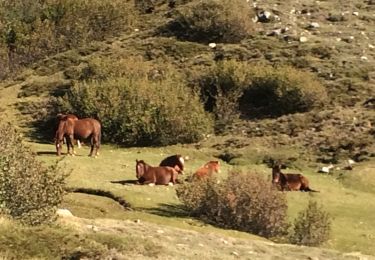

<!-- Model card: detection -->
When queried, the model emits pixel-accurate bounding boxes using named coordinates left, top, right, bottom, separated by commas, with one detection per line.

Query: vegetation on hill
left=0, top=0, right=374, bottom=258
left=0, top=123, right=67, bottom=225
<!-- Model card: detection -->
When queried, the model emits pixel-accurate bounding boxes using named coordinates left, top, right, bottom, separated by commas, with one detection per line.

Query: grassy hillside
left=0, top=0, right=374, bottom=258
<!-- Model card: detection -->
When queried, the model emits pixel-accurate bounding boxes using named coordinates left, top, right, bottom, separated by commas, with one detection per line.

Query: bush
left=240, top=65, right=328, bottom=117
left=56, top=61, right=213, bottom=146
left=164, top=0, right=254, bottom=43
left=176, top=172, right=289, bottom=238
left=0, top=123, right=67, bottom=225
left=289, top=200, right=332, bottom=246
left=0, top=0, right=136, bottom=77
left=198, top=60, right=250, bottom=131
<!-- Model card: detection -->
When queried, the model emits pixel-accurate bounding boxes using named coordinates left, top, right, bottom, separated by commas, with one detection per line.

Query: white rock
left=134, top=28, right=139, bottom=32
left=86, top=225, right=99, bottom=232
left=299, top=36, right=308, bottom=42
left=309, top=22, right=320, bottom=28
left=347, top=159, right=355, bottom=165
left=369, top=44, right=375, bottom=49
left=360, top=56, right=368, bottom=61
left=319, top=164, right=334, bottom=174
left=56, top=208, right=74, bottom=217
left=208, top=43, right=217, bottom=48
left=353, top=11, right=359, bottom=16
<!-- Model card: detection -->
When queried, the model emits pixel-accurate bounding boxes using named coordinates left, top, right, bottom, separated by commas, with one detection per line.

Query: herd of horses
left=54, top=114, right=318, bottom=192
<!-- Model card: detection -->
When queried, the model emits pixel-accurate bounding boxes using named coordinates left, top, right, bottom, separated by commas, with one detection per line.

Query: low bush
left=289, top=200, right=332, bottom=246
left=56, top=61, right=213, bottom=146
left=163, top=0, right=254, bottom=43
left=198, top=60, right=250, bottom=131
left=0, top=0, right=136, bottom=77
left=0, top=123, right=67, bottom=225
left=198, top=60, right=249, bottom=132
left=240, top=65, right=328, bottom=117
left=176, top=171, right=289, bottom=238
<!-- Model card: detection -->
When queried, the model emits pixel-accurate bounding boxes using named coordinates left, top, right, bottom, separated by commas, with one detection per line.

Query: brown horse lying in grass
left=55, top=116, right=101, bottom=157
left=136, top=160, right=179, bottom=185
left=272, top=164, right=318, bottom=192
left=159, top=154, right=185, bottom=174
left=192, top=160, right=221, bottom=180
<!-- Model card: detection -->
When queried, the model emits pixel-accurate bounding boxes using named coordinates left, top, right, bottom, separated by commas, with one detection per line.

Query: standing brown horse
left=136, top=160, right=178, bottom=185
left=55, top=117, right=101, bottom=157
left=192, top=160, right=221, bottom=180
left=56, top=113, right=82, bottom=148
left=272, top=164, right=318, bottom=192
left=159, top=154, right=185, bottom=174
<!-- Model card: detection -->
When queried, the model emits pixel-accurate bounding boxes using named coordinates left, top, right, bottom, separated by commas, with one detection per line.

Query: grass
left=0, top=0, right=374, bottom=257
left=29, top=142, right=375, bottom=256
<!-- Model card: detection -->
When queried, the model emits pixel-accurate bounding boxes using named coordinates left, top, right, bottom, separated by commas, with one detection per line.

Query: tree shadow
left=138, top=203, right=191, bottom=218
left=36, top=151, right=57, bottom=156
left=111, top=179, right=139, bottom=185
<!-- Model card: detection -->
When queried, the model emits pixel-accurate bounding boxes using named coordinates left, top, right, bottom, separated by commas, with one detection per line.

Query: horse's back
left=159, top=155, right=184, bottom=172
left=74, top=118, right=101, bottom=138
left=193, top=161, right=220, bottom=179
left=283, top=173, right=304, bottom=190
left=140, top=164, right=177, bottom=185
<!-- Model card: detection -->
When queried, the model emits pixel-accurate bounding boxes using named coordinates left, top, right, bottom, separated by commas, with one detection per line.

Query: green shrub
left=56, top=62, right=213, bottom=146
left=164, top=0, right=254, bottom=43
left=0, top=123, right=67, bottom=225
left=0, top=0, right=136, bottom=77
left=198, top=60, right=250, bottom=131
left=240, top=65, right=328, bottom=117
left=289, top=200, right=332, bottom=246
left=176, top=172, right=289, bottom=238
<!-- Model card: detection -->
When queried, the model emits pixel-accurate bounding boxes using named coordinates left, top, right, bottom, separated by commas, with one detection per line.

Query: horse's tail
left=304, top=187, right=319, bottom=192
left=98, top=129, right=102, bottom=146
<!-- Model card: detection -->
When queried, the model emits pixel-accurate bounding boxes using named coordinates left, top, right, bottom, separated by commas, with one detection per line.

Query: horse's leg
left=90, top=134, right=100, bottom=157
left=89, top=135, right=94, bottom=157
left=67, top=134, right=75, bottom=156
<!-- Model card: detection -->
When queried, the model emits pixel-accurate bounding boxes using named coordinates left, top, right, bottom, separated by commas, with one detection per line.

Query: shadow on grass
left=36, top=151, right=57, bottom=156
left=111, top=179, right=139, bottom=185
left=138, top=203, right=191, bottom=218
left=67, top=187, right=131, bottom=209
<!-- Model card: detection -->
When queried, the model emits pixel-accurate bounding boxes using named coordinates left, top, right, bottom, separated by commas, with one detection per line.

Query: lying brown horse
left=159, top=154, right=185, bottom=174
left=55, top=116, right=101, bottom=157
left=272, top=164, right=318, bottom=192
left=192, top=160, right=221, bottom=179
left=136, top=160, right=178, bottom=185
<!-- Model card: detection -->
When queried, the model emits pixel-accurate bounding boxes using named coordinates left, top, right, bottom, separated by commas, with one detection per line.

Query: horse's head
left=205, top=161, right=220, bottom=173
left=55, top=138, right=62, bottom=156
left=136, top=160, right=146, bottom=179
left=272, top=164, right=282, bottom=184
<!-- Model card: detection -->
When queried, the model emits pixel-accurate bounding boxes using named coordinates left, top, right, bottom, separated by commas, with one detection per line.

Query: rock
left=299, top=36, right=308, bottom=42
left=308, top=22, right=320, bottom=29
left=56, top=208, right=74, bottom=217
left=258, top=11, right=272, bottom=23
left=360, top=56, right=368, bottom=61
left=86, top=225, right=99, bottom=232
left=352, top=11, right=359, bottom=16
left=208, top=43, right=216, bottom=48
left=319, top=164, right=334, bottom=174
